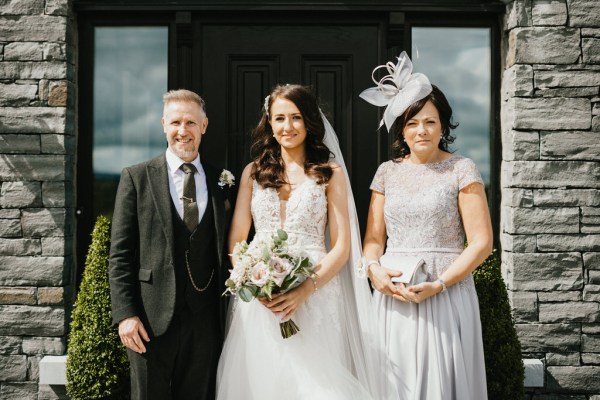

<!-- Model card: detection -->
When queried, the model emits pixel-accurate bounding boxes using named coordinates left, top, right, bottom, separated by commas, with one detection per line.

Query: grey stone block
left=517, top=323, right=580, bottom=351
left=500, top=234, right=537, bottom=252
left=502, top=188, right=534, bottom=207
left=0, top=155, right=69, bottom=181
left=506, top=0, right=532, bottom=30
left=504, top=252, right=583, bottom=290
left=583, top=334, right=600, bottom=352
left=0, top=355, right=27, bottom=381
left=594, top=116, right=600, bottom=132
left=0, top=238, right=41, bottom=256
left=0, top=383, right=38, bottom=400
left=38, top=79, right=49, bottom=101
left=583, top=284, right=600, bottom=301
left=0, top=336, right=21, bottom=354
left=568, top=0, right=600, bottom=27
left=0, top=107, right=66, bottom=134
left=541, top=131, right=600, bottom=161
left=539, top=301, right=600, bottom=322
left=0, top=306, right=64, bottom=336
left=1, top=181, right=42, bottom=208
left=582, top=225, right=600, bottom=233
left=505, top=98, right=591, bottom=131
left=532, top=0, right=567, bottom=26
left=546, top=352, right=581, bottom=366
left=41, top=134, right=74, bottom=155
left=4, top=42, right=43, bottom=61
left=21, top=208, right=70, bottom=237
left=0, top=210, right=20, bottom=218
left=28, top=355, right=41, bottom=382
left=547, top=366, right=600, bottom=392
left=534, top=189, right=600, bottom=207
left=0, top=62, right=67, bottom=80
left=583, top=323, right=600, bottom=334
left=0, top=219, right=22, bottom=238
left=0, top=287, right=36, bottom=305
left=508, top=27, right=580, bottom=65
left=582, top=353, right=600, bottom=365
left=584, top=253, right=600, bottom=269
left=43, top=43, right=66, bottom=62
left=0, top=83, right=37, bottom=106
left=0, top=0, right=44, bottom=15
left=538, top=291, right=582, bottom=302
left=502, top=64, right=534, bottom=97
left=38, top=383, right=69, bottom=400
left=502, top=130, right=539, bottom=161
left=582, top=207, right=600, bottom=224
left=502, top=161, right=600, bottom=189
left=535, top=70, right=600, bottom=88
left=538, top=234, right=600, bottom=251
left=583, top=28, right=600, bottom=38
left=22, top=337, right=65, bottom=356
left=42, top=181, right=70, bottom=207
left=45, top=0, right=68, bottom=16
left=590, top=271, right=600, bottom=284
left=0, top=256, right=65, bottom=285
left=0, top=134, right=40, bottom=153
left=41, top=237, right=71, bottom=256
left=509, top=290, right=538, bottom=321
left=503, top=207, right=579, bottom=234
left=0, top=15, right=67, bottom=42
left=535, top=87, right=600, bottom=97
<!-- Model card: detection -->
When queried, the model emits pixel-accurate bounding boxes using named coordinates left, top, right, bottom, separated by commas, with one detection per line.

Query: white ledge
left=524, top=358, right=544, bottom=388
left=39, top=355, right=67, bottom=385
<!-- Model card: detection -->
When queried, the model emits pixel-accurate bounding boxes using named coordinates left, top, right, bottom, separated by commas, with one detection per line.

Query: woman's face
left=270, top=97, right=307, bottom=151
left=402, top=100, right=442, bottom=156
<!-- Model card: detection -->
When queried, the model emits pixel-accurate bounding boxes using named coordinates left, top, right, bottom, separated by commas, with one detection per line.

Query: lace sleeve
left=457, top=157, right=484, bottom=190
left=369, top=162, right=388, bottom=193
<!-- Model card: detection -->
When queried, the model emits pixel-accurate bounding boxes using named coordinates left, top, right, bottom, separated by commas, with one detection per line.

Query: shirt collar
left=165, top=148, right=202, bottom=174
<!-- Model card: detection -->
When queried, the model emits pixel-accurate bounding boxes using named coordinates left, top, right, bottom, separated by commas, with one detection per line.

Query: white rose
left=270, top=256, right=293, bottom=287
left=250, top=261, right=270, bottom=286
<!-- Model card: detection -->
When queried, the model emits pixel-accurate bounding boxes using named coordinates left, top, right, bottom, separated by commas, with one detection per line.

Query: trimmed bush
left=473, top=250, right=525, bottom=400
left=66, top=216, right=129, bottom=399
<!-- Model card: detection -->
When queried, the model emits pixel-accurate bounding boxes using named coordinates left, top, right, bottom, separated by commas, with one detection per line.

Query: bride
left=216, top=84, right=387, bottom=399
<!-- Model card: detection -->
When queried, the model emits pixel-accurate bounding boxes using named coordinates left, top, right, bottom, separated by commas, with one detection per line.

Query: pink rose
left=250, top=261, right=270, bottom=286
left=270, top=256, right=293, bottom=287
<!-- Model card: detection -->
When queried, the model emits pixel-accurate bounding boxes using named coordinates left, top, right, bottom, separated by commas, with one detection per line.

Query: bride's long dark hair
left=251, top=84, right=333, bottom=189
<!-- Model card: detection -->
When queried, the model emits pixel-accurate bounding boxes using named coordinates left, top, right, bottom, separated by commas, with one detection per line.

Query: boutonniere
left=218, top=169, right=235, bottom=189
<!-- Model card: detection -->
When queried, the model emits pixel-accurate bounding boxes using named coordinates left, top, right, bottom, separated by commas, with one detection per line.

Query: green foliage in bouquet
left=66, top=216, right=129, bottom=399
left=473, top=250, right=524, bottom=400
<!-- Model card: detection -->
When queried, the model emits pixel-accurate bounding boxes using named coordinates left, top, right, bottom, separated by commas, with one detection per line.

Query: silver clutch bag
left=379, top=253, right=428, bottom=286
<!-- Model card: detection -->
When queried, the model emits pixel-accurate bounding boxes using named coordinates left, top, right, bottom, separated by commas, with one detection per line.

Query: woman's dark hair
left=251, top=84, right=333, bottom=188
left=390, top=84, right=457, bottom=160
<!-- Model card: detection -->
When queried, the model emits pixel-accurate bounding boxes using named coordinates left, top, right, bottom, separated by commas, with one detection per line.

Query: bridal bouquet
left=224, top=229, right=314, bottom=338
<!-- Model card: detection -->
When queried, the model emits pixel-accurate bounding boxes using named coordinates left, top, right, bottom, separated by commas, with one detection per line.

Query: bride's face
left=269, top=97, right=307, bottom=151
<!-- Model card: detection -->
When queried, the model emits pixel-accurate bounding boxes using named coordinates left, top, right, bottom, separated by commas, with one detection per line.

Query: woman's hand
left=369, top=264, right=405, bottom=298
left=402, top=281, right=443, bottom=304
left=258, top=280, right=314, bottom=321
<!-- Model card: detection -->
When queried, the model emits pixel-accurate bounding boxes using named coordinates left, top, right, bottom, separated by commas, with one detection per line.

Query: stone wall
left=0, top=0, right=75, bottom=399
left=502, top=0, right=600, bottom=397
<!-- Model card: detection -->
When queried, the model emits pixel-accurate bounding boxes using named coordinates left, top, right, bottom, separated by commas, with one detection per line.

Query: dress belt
left=386, top=247, right=463, bottom=254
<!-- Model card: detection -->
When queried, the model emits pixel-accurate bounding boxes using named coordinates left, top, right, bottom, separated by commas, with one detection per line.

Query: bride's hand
left=403, top=281, right=443, bottom=304
left=368, top=264, right=404, bottom=298
left=261, top=280, right=314, bottom=321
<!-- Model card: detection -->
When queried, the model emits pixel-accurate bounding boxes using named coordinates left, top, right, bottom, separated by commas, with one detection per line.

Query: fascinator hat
left=359, top=51, right=432, bottom=131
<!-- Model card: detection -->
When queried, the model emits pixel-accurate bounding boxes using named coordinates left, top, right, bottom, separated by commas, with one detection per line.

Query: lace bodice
left=251, top=178, right=328, bottom=252
left=370, top=156, right=483, bottom=251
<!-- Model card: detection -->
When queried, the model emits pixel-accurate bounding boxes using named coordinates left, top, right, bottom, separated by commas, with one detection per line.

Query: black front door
left=199, top=20, right=384, bottom=230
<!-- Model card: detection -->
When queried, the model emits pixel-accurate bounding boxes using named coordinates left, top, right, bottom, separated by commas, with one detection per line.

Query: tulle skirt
left=217, top=274, right=374, bottom=400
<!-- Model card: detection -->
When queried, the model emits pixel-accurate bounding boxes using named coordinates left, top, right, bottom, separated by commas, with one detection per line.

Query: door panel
left=200, top=23, right=381, bottom=230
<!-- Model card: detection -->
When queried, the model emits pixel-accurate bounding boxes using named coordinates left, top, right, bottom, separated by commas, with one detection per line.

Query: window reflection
left=93, top=27, right=168, bottom=218
left=412, top=27, right=491, bottom=186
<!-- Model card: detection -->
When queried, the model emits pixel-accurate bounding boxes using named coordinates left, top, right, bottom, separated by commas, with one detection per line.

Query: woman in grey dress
left=360, top=53, right=493, bottom=399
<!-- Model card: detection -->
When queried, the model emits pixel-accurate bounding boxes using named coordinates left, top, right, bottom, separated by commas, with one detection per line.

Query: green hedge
left=473, top=250, right=525, bottom=400
left=66, top=216, right=129, bottom=399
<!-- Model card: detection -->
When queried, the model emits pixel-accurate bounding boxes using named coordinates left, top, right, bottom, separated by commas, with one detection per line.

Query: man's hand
left=118, top=316, right=150, bottom=353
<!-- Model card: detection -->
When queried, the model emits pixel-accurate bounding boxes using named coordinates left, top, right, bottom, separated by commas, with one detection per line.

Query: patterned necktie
left=179, top=163, right=199, bottom=232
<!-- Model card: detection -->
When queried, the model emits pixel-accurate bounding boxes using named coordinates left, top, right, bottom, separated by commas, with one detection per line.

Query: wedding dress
left=216, top=178, right=373, bottom=400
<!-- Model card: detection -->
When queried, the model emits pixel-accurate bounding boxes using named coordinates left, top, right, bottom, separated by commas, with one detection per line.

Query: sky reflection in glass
left=93, top=27, right=168, bottom=177
left=412, top=27, right=491, bottom=185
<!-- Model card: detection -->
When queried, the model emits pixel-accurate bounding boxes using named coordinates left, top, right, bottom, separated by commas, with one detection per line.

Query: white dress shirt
left=165, top=148, right=208, bottom=223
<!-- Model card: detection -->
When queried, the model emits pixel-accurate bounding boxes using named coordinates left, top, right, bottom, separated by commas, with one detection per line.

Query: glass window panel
left=411, top=27, right=491, bottom=186
left=93, top=26, right=168, bottom=218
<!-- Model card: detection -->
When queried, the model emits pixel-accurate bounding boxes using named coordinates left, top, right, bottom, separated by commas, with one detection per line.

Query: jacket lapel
left=147, top=154, right=174, bottom=258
